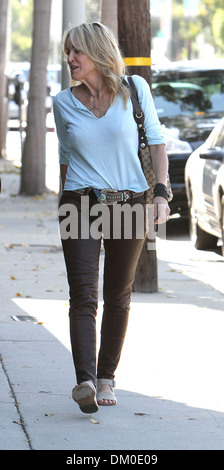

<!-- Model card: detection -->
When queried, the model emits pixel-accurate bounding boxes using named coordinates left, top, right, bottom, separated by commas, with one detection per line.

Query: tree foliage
left=11, top=0, right=33, bottom=62
left=11, top=0, right=101, bottom=62
left=169, top=0, right=224, bottom=59
left=212, top=8, right=224, bottom=51
left=188, top=0, right=224, bottom=55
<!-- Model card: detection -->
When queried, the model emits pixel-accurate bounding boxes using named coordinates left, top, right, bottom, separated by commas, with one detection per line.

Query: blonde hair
left=63, top=22, right=130, bottom=106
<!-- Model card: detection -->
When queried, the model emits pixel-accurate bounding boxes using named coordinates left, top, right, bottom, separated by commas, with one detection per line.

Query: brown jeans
left=59, top=190, right=146, bottom=385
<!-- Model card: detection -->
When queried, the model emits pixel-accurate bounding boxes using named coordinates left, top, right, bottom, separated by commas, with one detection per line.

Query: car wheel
left=221, top=195, right=224, bottom=257
left=188, top=191, right=218, bottom=250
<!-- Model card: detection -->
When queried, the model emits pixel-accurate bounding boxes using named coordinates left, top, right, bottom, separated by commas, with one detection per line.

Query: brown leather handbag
left=127, top=76, right=173, bottom=205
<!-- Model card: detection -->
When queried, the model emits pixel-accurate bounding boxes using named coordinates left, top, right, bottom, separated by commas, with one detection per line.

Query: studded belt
left=73, top=188, right=144, bottom=205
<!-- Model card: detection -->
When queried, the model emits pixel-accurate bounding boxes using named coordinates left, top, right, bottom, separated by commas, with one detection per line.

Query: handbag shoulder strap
left=126, top=76, right=148, bottom=149
left=127, top=76, right=142, bottom=115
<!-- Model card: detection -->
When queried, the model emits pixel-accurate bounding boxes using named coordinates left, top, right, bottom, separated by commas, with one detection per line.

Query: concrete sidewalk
left=1, top=160, right=224, bottom=452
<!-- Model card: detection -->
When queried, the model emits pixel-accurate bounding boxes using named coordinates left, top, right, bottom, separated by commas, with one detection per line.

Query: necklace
left=82, top=84, right=109, bottom=118
left=87, top=94, right=102, bottom=118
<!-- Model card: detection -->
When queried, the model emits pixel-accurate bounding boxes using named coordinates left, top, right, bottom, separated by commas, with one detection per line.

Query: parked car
left=151, top=59, right=224, bottom=215
left=185, top=116, right=224, bottom=255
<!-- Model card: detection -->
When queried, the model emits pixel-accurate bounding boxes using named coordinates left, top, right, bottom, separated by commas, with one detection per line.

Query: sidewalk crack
left=207, top=409, right=224, bottom=432
left=0, top=355, right=32, bottom=449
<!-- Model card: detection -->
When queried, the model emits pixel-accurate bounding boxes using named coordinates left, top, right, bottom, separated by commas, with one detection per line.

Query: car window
left=152, top=70, right=224, bottom=118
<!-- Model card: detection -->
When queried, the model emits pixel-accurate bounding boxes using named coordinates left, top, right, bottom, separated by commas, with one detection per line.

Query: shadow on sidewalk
left=1, top=293, right=224, bottom=450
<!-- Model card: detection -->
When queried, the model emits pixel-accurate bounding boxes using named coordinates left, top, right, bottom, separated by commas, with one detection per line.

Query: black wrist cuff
left=153, top=183, right=169, bottom=201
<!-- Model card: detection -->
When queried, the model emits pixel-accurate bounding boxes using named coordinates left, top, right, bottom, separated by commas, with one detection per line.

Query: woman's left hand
left=153, top=196, right=170, bottom=224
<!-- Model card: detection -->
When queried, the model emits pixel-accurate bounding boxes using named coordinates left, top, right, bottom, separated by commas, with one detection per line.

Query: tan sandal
left=96, top=379, right=117, bottom=406
left=72, top=380, right=98, bottom=414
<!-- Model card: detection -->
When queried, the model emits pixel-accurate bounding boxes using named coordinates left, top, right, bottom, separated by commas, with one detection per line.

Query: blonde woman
left=53, top=22, right=170, bottom=414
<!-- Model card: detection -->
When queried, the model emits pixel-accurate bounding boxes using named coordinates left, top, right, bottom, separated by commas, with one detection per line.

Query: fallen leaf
left=32, top=195, right=46, bottom=200
left=45, top=413, right=55, bottom=417
left=16, top=292, right=22, bottom=297
left=134, top=413, right=149, bottom=416
left=10, top=275, right=16, bottom=280
left=90, top=415, right=100, bottom=424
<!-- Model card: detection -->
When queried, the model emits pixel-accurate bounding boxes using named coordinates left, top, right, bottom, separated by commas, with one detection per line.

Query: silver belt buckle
left=99, top=189, right=123, bottom=206
left=99, top=189, right=119, bottom=205
left=99, top=189, right=130, bottom=205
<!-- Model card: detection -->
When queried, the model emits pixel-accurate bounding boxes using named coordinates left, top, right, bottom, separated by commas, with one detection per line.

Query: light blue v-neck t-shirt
left=53, top=74, right=166, bottom=192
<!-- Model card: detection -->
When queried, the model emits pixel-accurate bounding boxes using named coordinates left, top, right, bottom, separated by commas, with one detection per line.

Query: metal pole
left=61, top=0, right=86, bottom=90
left=59, top=0, right=86, bottom=196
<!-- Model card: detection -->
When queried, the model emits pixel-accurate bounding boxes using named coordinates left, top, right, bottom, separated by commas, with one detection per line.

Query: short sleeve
left=53, top=96, right=71, bottom=165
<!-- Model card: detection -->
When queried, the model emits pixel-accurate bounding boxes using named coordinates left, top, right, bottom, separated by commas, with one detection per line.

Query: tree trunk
left=118, top=0, right=158, bottom=293
left=118, top=0, right=151, bottom=84
left=0, top=0, right=9, bottom=158
left=100, top=0, right=117, bottom=38
left=20, top=0, right=52, bottom=195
